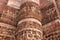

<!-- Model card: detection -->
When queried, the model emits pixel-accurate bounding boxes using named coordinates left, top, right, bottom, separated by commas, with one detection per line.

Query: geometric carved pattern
left=0, top=22, right=16, bottom=40
left=17, top=21, right=42, bottom=31
left=41, top=3, right=58, bottom=25
left=1, top=0, right=60, bottom=40
left=17, top=0, right=43, bottom=40
left=17, top=29, right=42, bottom=40
left=17, top=21, right=43, bottom=40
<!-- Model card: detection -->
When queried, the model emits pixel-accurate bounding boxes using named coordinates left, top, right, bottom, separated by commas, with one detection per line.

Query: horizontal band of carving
left=44, top=33, right=60, bottom=40
left=0, top=34, right=15, bottom=38
left=0, top=24, right=16, bottom=37
left=0, top=22, right=16, bottom=29
left=43, top=19, right=60, bottom=28
left=44, top=34, right=60, bottom=40
left=0, top=16, right=17, bottom=26
left=17, top=28, right=43, bottom=35
left=18, top=18, right=42, bottom=26
left=20, top=0, right=40, bottom=6
left=44, top=30, right=60, bottom=37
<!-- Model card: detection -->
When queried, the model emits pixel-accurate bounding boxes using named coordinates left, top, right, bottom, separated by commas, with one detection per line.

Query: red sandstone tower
left=0, top=0, right=60, bottom=40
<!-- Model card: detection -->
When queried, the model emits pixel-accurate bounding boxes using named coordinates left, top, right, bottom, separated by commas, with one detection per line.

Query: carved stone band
left=43, top=19, right=60, bottom=28
left=0, top=22, right=16, bottom=37
left=17, top=28, right=43, bottom=35
left=44, top=30, right=60, bottom=37
left=18, top=18, right=42, bottom=26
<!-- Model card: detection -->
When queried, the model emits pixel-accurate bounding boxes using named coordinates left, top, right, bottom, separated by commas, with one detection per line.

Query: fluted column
left=17, top=0, right=43, bottom=40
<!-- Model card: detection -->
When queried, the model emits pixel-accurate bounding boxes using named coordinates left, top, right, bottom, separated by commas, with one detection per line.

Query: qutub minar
left=0, top=0, right=60, bottom=40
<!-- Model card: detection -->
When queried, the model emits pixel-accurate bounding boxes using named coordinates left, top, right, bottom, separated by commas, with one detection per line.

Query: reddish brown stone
left=0, top=22, right=16, bottom=40
left=7, top=0, right=20, bottom=9
left=56, top=0, right=60, bottom=10
left=43, top=19, right=60, bottom=40
left=0, top=0, right=60, bottom=40
left=17, top=21, right=43, bottom=40
left=17, top=2, right=42, bottom=22
left=0, top=6, right=19, bottom=26
left=41, top=3, right=58, bottom=25
left=16, top=0, right=43, bottom=40
left=40, top=0, right=52, bottom=9
left=0, top=0, right=8, bottom=16
left=0, top=0, right=20, bottom=26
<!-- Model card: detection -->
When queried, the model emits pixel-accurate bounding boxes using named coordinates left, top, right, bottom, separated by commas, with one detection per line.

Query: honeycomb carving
left=17, top=29, right=43, bottom=40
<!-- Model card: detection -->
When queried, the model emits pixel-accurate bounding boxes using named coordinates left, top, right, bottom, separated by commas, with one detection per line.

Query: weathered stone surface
left=7, top=0, right=21, bottom=9
left=43, top=19, right=60, bottom=40
left=17, top=0, right=43, bottom=40
left=41, top=3, right=58, bottom=25
left=0, top=6, right=19, bottom=26
left=17, top=2, right=42, bottom=22
left=40, top=0, right=52, bottom=9
left=56, top=0, right=60, bottom=11
left=0, top=0, right=60, bottom=40
left=17, top=21, right=43, bottom=40
left=0, top=22, right=16, bottom=40
left=0, top=0, right=8, bottom=16
left=20, top=0, right=40, bottom=6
